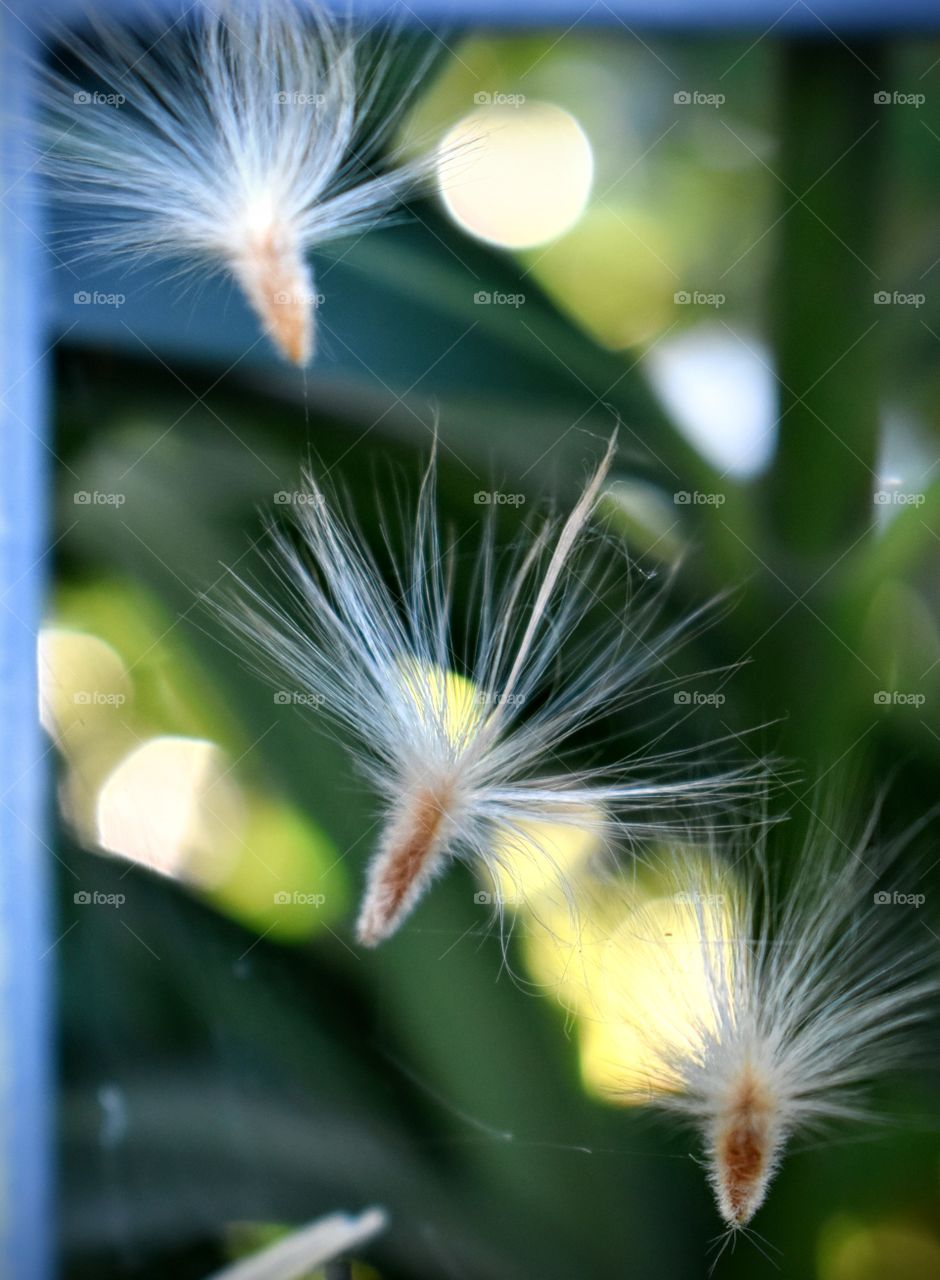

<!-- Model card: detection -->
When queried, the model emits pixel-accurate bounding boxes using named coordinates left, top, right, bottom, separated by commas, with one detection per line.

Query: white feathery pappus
left=37, top=0, right=439, bottom=365
left=224, top=434, right=769, bottom=947
left=590, top=806, right=937, bottom=1246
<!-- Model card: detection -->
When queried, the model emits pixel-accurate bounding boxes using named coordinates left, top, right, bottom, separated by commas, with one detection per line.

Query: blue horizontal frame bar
left=37, top=0, right=940, bottom=33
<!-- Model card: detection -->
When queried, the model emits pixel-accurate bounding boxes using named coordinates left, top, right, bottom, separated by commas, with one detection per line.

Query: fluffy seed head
left=38, top=0, right=434, bottom=363
left=226, top=436, right=766, bottom=947
left=584, top=817, right=937, bottom=1229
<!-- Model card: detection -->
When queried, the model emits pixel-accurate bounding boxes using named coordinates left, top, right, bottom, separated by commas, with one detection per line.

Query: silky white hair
left=203, top=1206, right=387, bottom=1279
left=225, top=436, right=768, bottom=947
left=596, top=808, right=937, bottom=1237
left=37, top=0, right=436, bottom=363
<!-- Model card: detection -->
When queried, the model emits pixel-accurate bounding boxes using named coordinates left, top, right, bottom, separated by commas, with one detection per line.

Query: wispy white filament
left=203, top=1206, right=387, bottom=1280
left=39, top=0, right=435, bottom=363
left=228, top=437, right=766, bottom=946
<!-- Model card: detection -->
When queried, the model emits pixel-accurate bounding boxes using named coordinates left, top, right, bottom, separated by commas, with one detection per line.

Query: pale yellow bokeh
left=96, top=736, right=244, bottom=887
left=95, top=736, right=345, bottom=939
left=41, top=610, right=346, bottom=941
left=524, top=859, right=738, bottom=1103
left=585, top=890, right=733, bottom=1098
left=522, top=870, right=636, bottom=1018
left=819, top=1218, right=940, bottom=1280
left=438, top=102, right=593, bottom=249
left=487, top=811, right=604, bottom=909
left=396, top=658, right=484, bottom=746
left=38, top=628, right=132, bottom=751
left=38, top=627, right=142, bottom=835
left=210, top=794, right=347, bottom=942
left=522, top=203, right=676, bottom=349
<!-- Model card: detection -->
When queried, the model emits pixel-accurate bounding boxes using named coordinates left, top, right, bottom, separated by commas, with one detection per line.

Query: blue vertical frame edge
left=0, top=6, right=55, bottom=1280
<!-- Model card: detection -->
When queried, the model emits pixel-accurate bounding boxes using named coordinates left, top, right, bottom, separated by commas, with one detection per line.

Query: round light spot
left=96, top=736, right=243, bottom=886
left=438, top=102, right=593, bottom=250
left=38, top=627, right=131, bottom=748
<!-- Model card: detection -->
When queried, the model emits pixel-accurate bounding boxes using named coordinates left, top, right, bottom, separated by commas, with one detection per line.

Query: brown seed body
left=231, top=228, right=314, bottom=365
left=710, top=1067, right=779, bottom=1227
left=356, top=784, right=454, bottom=947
